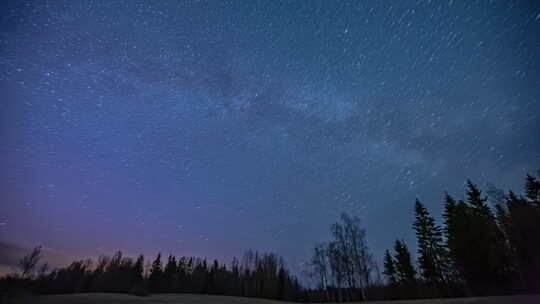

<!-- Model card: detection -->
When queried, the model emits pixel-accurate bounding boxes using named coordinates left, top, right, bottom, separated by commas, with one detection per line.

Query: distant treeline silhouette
left=1, top=173, right=539, bottom=302
left=1, top=249, right=304, bottom=301
left=306, top=173, right=540, bottom=302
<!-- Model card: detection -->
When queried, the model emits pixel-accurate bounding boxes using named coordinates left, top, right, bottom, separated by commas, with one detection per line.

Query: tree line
left=2, top=172, right=539, bottom=302
left=1, top=249, right=304, bottom=301
left=382, top=174, right=540, bottom=299
left=306, top=173, right=540, bottom=302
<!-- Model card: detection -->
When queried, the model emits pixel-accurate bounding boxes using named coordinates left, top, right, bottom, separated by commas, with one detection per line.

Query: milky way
left=1, top=1, right=539, bottom=275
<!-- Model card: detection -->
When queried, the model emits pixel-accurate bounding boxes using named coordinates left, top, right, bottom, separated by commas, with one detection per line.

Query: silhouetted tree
left=306, top=213, right=375, bottom=302
left=163, top=255, right=178, bottom=292
left=148, top=253, right=163, bottom=293
left=498, top=175, right=540, bottom=292
left=18, top=246, right=43, bottom=279
left=382, top=250, right=397, bottom=286
left=413, top=200, right=450, bottom=285
left=133, top=255, right=144, bottom=284
left=459, top=181, right=505, bottom=294
left=310, top=243, right=330, bottom=300
left=525, top=173, right=540, bottom=204
left=393, top=240, right=416, bottom=285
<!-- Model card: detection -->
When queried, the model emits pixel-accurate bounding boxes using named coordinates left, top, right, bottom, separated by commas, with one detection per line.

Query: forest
left=1, top=173, right=539, bottom=303
left=305, top=173, right=540, bottom=302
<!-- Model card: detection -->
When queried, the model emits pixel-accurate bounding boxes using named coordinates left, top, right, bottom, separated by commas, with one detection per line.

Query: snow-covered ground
left=6, top=293, right=540, bottom=304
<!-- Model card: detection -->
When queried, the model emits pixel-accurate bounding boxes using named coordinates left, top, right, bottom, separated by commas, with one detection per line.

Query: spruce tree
left=149, top=253, right=163, bottom=292
left=442, top=192, right=456, bottom=242
left=443, top=194, right=469, bottom=281
left=413, top=199, right=449, bottom=285
left=133, top=255, right=144, bottom=284
left=130, top=255, right=147, bottom=295
left=525, top=174, right=540, bottom=204
left=393, top=240, right=416, bottom=285
left=163, top=255, right=178, bottom=292
left=383, top=249, right=397, bottom=285
left=461, top=181, right=503, bottom=294
left=505, top=180, right=540, bottom=291
left=466, top=180, right=493, bottom=218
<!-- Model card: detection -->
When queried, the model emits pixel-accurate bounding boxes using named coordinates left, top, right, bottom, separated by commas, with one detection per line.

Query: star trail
left=1, top=0, right=539, bottom=275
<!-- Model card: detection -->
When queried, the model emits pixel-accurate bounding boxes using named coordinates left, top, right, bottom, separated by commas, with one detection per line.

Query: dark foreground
left=4, top=293, right=540, bottom=304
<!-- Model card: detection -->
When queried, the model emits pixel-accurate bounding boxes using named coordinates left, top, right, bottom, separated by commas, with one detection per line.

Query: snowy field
left=5, top=293, right=540, bottom=304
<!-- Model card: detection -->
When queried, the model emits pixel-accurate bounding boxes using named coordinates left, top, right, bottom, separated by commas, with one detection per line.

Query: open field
left=4, top=293, right=540, bottom=304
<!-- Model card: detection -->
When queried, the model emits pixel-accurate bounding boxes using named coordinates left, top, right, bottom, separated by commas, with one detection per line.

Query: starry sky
left=1, top=1, right=539, bottom=275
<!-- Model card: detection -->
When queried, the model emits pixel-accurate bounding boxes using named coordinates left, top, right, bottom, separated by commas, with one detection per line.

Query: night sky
left=1, top=1, right=539, bottom=275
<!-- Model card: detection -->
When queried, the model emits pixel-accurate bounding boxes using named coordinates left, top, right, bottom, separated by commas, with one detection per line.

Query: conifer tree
left=454, top=181, right=504, bottom=294
left=393, top=240, right=416, bottom=285
left=504, top=181, right=540, bottom=291
left=413, top=199, right=449, bottom=285
left=149, top=253, right=163, bottom=292
left=442, top=192, right=457, bottom=245
left=525, top=174, right=540, bottom=204
left=133, top=255, right=144, bottom=284
left=382, top=249, right=397, bottom=285
left=163, top=255, right=178, bottom=292
left=443, top=194, right=468, bottom=281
